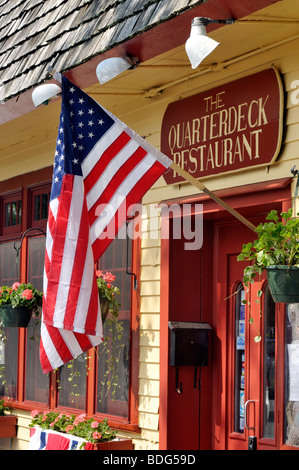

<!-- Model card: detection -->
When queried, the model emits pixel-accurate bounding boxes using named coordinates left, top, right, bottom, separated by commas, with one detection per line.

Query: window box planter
left=0, top=415, right=17, bottom=438
left=29, top=426, right=134, bottom=450
left=92, top=438, right=134, bottom=450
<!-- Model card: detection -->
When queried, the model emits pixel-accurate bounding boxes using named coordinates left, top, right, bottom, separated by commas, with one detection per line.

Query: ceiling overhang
left=0, top=0, right=282, bottom=125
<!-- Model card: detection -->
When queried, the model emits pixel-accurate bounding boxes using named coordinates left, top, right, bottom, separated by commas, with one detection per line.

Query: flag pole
left=170, top=162, right=257, bottom=232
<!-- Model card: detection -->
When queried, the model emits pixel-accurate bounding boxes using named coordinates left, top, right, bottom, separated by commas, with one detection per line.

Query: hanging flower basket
left=266, top=265, right=299, bottom=303
left=100, top=298, right=110, bottom=323
left=0, top=305, right=32, bottom=327
left=96, top=271, right=120, bottom=323
left=0, top=282, right=43, bottom=328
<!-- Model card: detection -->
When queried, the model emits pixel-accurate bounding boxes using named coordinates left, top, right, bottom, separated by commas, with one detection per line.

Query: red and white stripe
left=40, top=175, right=103, bottom=373
left=40, top=103, right=171, bottom=374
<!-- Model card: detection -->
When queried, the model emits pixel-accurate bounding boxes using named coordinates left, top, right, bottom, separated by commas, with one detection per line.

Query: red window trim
left=1, top=190, right=22, bottom=237
left=0, top=167, right=140, bottom=431
left=159, top=179, right=292, bottom=450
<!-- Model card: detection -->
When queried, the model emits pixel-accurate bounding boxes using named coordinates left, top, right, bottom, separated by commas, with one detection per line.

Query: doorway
left=159, top=179, right=293, bottom=450
left=215, top=218, right=278, bottom=450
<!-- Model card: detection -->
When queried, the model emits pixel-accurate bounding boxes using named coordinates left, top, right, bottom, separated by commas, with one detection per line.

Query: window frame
left=0, top=169, right=140, bottom=431
left=1, top=190, right=22, bottom=237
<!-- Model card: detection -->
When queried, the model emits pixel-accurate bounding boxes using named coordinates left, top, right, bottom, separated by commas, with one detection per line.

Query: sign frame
left=161, top=67, right=284, bottom=185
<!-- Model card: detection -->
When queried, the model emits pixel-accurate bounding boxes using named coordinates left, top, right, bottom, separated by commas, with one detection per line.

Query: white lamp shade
left=185, top=22, right=219, bottom=69
left=32, top=83, right=61, bottom=107
left=96, top=57, right=132, bottom=84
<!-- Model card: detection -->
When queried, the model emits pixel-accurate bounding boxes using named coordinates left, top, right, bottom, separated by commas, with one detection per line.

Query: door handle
left=244, top=399, right=256, bottom=432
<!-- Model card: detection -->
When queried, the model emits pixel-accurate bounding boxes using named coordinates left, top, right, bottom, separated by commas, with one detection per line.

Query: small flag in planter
left=29, top=427, right=92, bottom=450
left=40, top=75, right=171, bottom=373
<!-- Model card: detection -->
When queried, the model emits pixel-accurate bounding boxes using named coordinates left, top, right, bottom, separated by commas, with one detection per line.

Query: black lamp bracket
left=196, top=17, right=235, bottom=26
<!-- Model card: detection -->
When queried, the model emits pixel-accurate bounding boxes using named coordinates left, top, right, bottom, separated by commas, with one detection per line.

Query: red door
left=215, top=217, right=281, bottom=450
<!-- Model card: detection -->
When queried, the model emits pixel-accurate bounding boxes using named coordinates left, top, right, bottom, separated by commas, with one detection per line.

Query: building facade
left=1, top=0, right=299, bottom=450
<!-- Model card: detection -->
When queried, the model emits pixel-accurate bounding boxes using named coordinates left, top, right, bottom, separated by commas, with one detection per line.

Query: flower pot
left=0, top=305, right=32, bottom=327
left=92, top=438, right=134, bottom=450
left=266, top=266, right=299, bottom=303
left=100, top=298, right=110, bottom=322
left=0, top=415, right=17, bottom=438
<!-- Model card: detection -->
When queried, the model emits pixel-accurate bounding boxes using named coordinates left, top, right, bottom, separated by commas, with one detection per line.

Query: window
left=0, top=173, right=139, bottom=429
left=58, top=354, right=87, bottom=410
left=234, top=284, right=246, bottom=433
left=1, top=193, right=21, bottom=236
left=33, top=193, right=49, bottom=222
left=285, top=304, right=299, bottom=447
left=0, top=241, right=20, bottom=400
left=25, top=236, right=49, bottom=404
left=30, top=187, right=50, bottom=229
left=96, top=236, right=131, bottom=418
left=262, top=285, right=275, bottom=439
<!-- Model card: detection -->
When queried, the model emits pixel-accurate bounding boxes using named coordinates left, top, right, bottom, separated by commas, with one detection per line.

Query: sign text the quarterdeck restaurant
left=161, top=68, right=283, bottom=184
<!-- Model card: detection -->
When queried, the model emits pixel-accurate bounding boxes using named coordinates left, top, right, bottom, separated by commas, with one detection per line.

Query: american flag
left=40, top=76, right=171, bottom=373
left=29, top=427, right=93, bottom=450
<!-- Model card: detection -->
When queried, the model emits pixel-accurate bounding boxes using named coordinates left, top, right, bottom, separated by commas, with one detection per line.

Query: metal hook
left=14, top=227, right=46, bottom=257
left=126, top=219, right=137, bottom=290
left=193, top=367, right=200, bottom=390
left=176, top=367, right=183, bottom=394
left=291, top=165, right=298, bottom=177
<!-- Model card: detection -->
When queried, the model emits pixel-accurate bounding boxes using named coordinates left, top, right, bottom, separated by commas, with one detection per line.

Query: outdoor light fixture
left=32, top=83, right=61, bottom=107
left=96, top=56, right=138, bottom=84
left=185, top=17, right=235, bottom=69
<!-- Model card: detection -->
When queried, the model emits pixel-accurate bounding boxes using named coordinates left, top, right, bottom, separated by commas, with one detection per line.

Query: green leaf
left=254, top=335, right=262, bottom=343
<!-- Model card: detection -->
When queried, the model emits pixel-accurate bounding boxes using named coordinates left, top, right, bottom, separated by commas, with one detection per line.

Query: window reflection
left=234, top=284, right=245, bottom=433
left=25, top=236, right=49, bottom=404
left=0, top=241, right=19, bottom=400
left=58, top=354, right=87, bottom=410
left=96, top=236, right=131, bottom=418
left=263, top=285, right=275, bottom=439
left=285, top=304, right=299, bottom=447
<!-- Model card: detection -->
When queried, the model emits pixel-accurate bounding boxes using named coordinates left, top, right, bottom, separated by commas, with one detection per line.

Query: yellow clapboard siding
left=141, top=237, right=161, bottom=249
left=134, top=439, right=159, bottom=450
left=139, top=345, right=160, bottom=363
left=139, top=330, right=159, bottom=347
left=140, top=429, right=159, bottom=444
left=139, top=378, right=160, bottom=397
left=283, top=122, right=299, bottom=144
left=141, top=247, right=161, bottom=267
left=140, top=265, right=160, bottom=281
left=140, top=313, right=160, bottom=330
left=140, top=280, right=160, bottom=296
left=139, top=362, right=159, bottom=380
left=138, top=411, right=159, bottom=431
left=140, top=296, right=160, bottom=313
left=139, top=396, right=159, bottom=413
left=285, top=106, right=299, bottom=126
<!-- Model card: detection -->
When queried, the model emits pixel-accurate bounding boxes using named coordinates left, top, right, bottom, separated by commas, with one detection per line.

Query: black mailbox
left=169, top=321, right=212, bottom=367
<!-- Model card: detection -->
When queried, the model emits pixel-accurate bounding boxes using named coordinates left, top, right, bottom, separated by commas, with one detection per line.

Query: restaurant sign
left=161, top=68, right=283, bottom=184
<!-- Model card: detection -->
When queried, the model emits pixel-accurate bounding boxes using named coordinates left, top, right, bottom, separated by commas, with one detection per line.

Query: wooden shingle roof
left=0, top=0, right=204, bottom=103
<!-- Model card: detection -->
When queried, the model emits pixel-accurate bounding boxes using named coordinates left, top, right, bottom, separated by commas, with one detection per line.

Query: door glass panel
left=263, top=285, right=275, bottom=439
left=234, top=284, right=245, bottom=433
left=285, top=304, right=299, bottom=447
